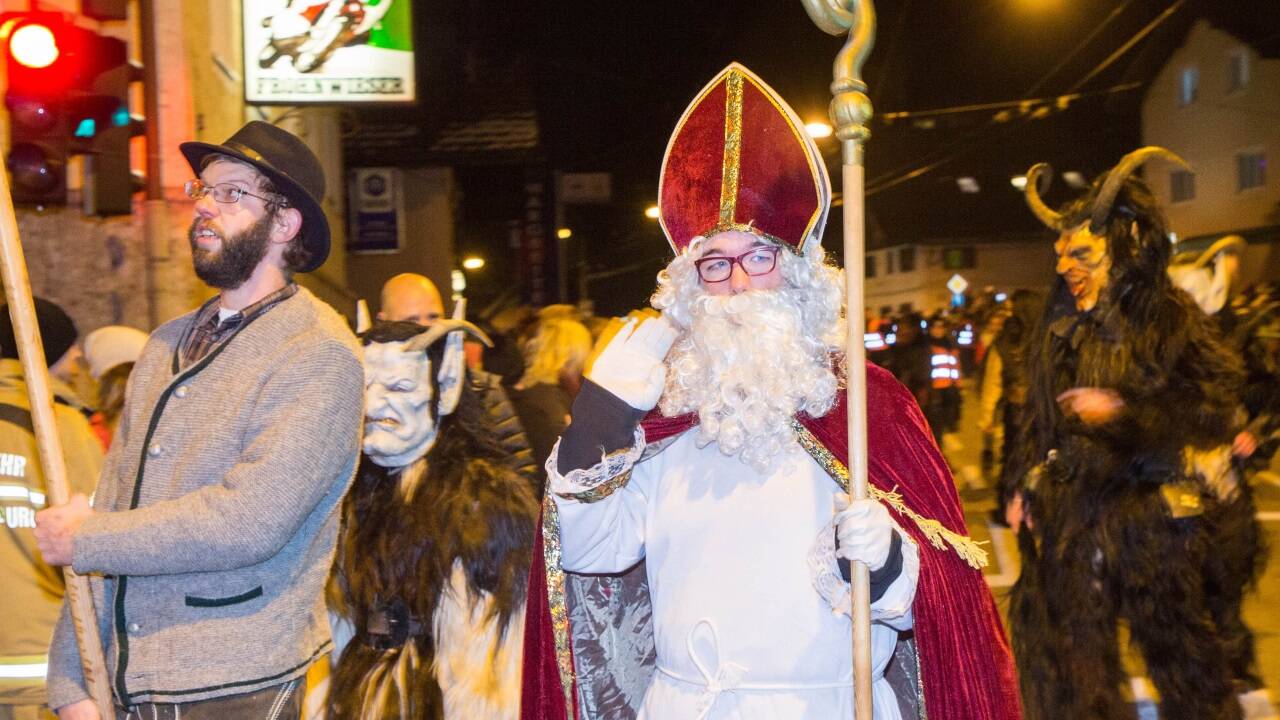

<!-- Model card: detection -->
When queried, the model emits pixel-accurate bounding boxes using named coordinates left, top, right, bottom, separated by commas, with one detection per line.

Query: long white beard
left=659, top=289, right=838, bottom=473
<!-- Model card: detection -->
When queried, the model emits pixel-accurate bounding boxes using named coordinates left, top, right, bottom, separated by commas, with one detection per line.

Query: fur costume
left=1168, top=236, right=1271, bottom=695
left=328, top=322, right=538, bottom=719
left=1009, top=149, right=1250, bottom=720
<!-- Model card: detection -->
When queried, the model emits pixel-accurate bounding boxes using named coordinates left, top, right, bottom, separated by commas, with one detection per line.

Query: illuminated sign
left=243, top=0, right=416, bottom=104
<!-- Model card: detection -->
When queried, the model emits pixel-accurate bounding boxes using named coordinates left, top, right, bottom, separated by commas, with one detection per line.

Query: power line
left=1069, top=0, right=1187, bottom=92
left=1025, top=0, right=1136, bottom=96
left=860, top=1, right=1188, bottom=196
left=879, top=80, right=1143, bottom=123
left=859, top=0, right=1142, bottom=191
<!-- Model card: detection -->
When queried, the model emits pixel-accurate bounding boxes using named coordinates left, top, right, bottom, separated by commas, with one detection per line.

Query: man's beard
left=659, top=289, right=838, bottom=473
left=188, top=212, right=274, bottom=289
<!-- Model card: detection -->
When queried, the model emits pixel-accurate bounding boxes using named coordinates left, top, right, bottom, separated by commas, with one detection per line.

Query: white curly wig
left=651, top=234, right=846, bottom=472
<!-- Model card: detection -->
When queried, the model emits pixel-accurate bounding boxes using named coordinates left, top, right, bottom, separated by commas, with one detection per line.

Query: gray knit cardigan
left=46, top=287, right=363, bottom=709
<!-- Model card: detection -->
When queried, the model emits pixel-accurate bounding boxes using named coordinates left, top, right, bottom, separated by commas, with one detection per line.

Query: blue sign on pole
left=347, top=167, right=403, bottom=254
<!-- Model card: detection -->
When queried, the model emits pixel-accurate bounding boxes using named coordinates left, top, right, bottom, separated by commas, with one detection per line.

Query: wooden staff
left=801, top=1, right=876, bottom=718
left=0, top=175, right=115, bottom=716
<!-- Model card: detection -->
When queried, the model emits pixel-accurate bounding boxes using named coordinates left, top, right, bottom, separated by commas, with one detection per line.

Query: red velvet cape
left=521, top=363, right=1023, bottom=719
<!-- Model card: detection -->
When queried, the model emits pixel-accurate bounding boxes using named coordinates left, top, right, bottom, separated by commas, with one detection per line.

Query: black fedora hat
left=180, top=121, right=329, bottom=273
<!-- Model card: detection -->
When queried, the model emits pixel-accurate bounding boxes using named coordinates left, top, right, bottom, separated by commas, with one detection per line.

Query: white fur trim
left=432, top=560, right=525, bottom=719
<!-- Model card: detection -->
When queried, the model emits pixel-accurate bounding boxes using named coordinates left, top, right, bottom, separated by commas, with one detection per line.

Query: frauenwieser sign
left=243, top=0, right=416, bottom=104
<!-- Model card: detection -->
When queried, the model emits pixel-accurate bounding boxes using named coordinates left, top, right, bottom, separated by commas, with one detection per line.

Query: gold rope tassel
left=869, top=486, right=988, bottom=569
left=794, top=422, right=988, bottom=570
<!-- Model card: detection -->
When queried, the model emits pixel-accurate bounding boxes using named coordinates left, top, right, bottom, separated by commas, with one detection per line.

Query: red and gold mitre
left=659, top=63, right=831, bottom=255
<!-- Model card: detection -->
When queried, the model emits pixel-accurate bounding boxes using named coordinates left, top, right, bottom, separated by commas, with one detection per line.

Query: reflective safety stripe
left=930, top=346, right=960, bottom=387
left=864, top=332, right=886, bottom=350
left=0, top=483, right=44, bottom=505
left=0, top=656, right=49, bottom=679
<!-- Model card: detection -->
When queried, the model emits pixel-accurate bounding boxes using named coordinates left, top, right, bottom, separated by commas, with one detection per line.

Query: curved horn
left=402, top=319, right=493, bottom=354
left=1022, top=163, right=1066, bottom=230
left=1090, top=146, right=1189, bottom=231
left=1189, top=234, right=1246, bottom=269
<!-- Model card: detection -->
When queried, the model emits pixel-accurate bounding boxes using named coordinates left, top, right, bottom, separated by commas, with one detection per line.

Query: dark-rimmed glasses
left=694, top=246, right=780, bottom=283
left=185, top=179, right=289, bottom=208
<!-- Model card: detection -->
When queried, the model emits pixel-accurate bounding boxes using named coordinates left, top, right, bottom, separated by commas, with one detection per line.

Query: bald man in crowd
left=376, top=273, right=537, bottom=483
left=378, top=273, right=446, bottom=326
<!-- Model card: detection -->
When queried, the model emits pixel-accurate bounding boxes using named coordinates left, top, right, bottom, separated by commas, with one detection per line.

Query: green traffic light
left=75, top=118, right=97, bottom=138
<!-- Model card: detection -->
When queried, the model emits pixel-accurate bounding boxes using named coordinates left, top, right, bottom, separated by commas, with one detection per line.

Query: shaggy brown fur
left=1008, top=173, right=1250, bottom=720
left=327, top=324, right=538, bottom=719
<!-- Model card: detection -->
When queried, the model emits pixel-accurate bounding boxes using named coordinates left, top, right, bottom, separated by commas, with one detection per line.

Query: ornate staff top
left=801, top=0, right=876, bottom=164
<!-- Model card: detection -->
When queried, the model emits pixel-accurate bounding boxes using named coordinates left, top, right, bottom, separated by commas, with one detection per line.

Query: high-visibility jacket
left=0, top=359, right=103, bottom=707
left=929, top=343, right=960, bottom=389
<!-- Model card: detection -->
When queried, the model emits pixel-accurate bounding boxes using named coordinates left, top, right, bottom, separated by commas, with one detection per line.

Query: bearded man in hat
left=34, top=121, right=364, bottom=720
left=1006, top=148, right=1254, bottom=720
left=519, top=64, right=1020, bottom=720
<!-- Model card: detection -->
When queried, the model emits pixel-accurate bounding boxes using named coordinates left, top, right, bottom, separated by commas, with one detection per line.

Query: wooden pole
left=0, top=177, right=115, bottom=716
left=801, top=1, right=876, bottom=718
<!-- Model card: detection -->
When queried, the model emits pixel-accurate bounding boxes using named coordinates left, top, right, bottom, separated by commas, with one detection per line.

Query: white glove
left=833, top=493, right=895, bottom=571
left=586, top=313, right=678, bottom=411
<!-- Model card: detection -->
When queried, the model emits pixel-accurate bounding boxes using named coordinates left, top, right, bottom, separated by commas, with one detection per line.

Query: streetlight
left=462, top=256, right=485, bottom=270
left=805, top=121, right=833, bottom=139
left=557, top=227, right=572, bottom=239
left=645, top=205, right=660, bottom=219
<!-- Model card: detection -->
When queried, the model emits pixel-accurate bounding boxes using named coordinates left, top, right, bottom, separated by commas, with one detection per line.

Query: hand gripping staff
left=800, top=1, right=877, bottom=718
left=0, top=172, right=114, bottom=717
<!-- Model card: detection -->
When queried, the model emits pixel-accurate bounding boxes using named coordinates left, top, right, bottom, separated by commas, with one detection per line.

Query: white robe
left=552, top=432, right=920, bottom=720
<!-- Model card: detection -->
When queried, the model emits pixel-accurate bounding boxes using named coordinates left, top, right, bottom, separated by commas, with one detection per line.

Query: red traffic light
left=8, top=22, right=59, bottom=68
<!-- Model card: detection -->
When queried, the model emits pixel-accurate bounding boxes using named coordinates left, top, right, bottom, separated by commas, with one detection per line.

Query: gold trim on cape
left=541, top=495, right=577, bottom=715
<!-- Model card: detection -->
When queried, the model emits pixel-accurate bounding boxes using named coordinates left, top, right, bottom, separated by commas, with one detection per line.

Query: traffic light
left=2, top=13, right=144, bottom=214
left=3, top=14, right=74, bottom=205
left=74, top=48, right=144, bottom=216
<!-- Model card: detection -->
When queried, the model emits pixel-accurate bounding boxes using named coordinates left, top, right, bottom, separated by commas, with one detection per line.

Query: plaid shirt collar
left=179, top=283, right=299, bottom=370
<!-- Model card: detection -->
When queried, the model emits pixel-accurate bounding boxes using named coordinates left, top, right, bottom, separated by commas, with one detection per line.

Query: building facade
left=1142, top=19, right=1280, bottom=284
left=863, top=239, right=1055, bottom=317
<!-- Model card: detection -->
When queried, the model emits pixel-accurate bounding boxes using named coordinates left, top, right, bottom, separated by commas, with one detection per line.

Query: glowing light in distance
left=805, top=121, right=833, bottom=139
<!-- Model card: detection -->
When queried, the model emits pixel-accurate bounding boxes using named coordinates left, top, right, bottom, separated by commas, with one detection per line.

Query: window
left=865, top=255, right=877, bottom=278
left=899, top=247, right=917, bottom=273
left=1237, top=152, right=1266, bottom=191
left=1171, top=170, right=1195, bottom=202
left=1228, top=48, right=1250, bottom=93
left=1179, top=66, right=1198, bottom=106
left=942, top=246, right=976, bottom=270
left=886, top=249, right=895, bottom=274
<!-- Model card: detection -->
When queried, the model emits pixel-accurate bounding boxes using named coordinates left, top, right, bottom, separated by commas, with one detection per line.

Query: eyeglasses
left=184, top=179, right=289, bottom=208
left=694, top=246, right=780, bottom=283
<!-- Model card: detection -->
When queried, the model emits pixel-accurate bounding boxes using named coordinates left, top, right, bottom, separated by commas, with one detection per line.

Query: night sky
left=458, top=0, right=1275, bottom=313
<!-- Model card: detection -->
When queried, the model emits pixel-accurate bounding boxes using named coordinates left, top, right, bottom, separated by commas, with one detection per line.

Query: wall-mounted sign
left=243, top=0, right=416, bottom=104
left=348, top=168, right=404, bottom=253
